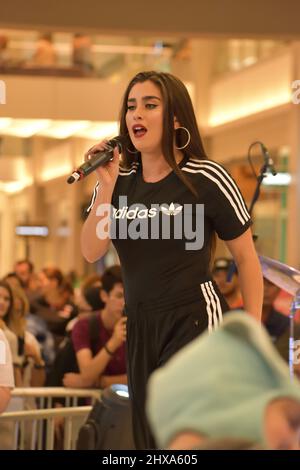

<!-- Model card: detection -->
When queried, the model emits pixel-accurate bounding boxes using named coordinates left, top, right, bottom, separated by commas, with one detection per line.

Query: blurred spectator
left=0, top=329, right=15, bottom=450
left=74, top=273, right=103, bottom=314
left=262, top=277, right=300, bottom=364
left=212, top=258, right=243, bottom=309
left=0, top=329, right=14, bottom=413
left=14, top=259, right=41, bottom=306
left=14, top=260, right=34, bottom=289
left=32, top=269, right=78, bottom=349
left=0, top=286, right=44, bottom=449
left=0, top=35, right=10, bottom=68
left=27, top=33, right=57, bottom=67
left=3, top=272, right=22, bottom=290
left=0, top=281, right=45, bottom=387
left=274, top=289, right=293, bottom=315
left=147, top=312, right=300, bottom=450
left=26, top=313, right=55, bottom=371
left=273, top=289, right=300, bottom=323
left=72, top=33, right=93, bottom=73
left=0, top=281, right=21, bottom=385
left=63, top=265, right=126, bottom=389
left=81, top=273, right=102, bottom=291
left=83, top=286, right=104, bottom=311
left=38, top=267, right=64, bottom=292
left=65, top=270, right=80, bottom=289
left=10, top=287, right=45, bottom=387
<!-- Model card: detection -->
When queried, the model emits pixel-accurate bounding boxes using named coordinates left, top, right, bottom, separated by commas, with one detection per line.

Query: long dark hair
left=0, top=280, right=14, bottom=324
left=119, top=71, right=208, bottom=198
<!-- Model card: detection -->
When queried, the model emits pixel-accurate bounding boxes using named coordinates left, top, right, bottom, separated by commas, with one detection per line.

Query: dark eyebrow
left=127, top=95, right=161, bottom=102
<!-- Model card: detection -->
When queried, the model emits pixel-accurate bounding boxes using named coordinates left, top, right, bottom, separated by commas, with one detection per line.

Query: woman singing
left=81, top=71, right=263, bottom=449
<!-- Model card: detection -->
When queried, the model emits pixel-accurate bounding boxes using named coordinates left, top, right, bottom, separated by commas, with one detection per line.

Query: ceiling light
left=0, top=179, right=33, bottom=193
left=0, top=118, right=119, bottom=140
left=40, top=164, right=73, bottom=182
left=15, top=225, right=49, bottom=237
left=0, top=118, right=13, bottom=131
left=76, top=121, right=119, bottom=140
left=0, top=119, right=51, bottom=137
left=38, top=120, right=91, bottom=139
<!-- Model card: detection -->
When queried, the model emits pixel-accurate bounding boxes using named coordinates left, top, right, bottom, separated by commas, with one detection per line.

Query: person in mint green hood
left=147, top=312, right=300, bottom=450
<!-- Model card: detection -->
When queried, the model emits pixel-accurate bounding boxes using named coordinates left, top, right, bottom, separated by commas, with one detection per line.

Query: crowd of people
left=212, top=257, right=300, bottom=367
left=0, top=261, right=127, bottom=412
left=1, top=68, right=300, bottom=450
left=0, top=256, right=299, bottom=449
left=0, top=32, right=94, bottom=74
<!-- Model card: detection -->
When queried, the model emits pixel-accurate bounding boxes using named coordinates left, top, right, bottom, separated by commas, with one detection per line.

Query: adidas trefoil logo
left=160, top=202, right=183, bottom=216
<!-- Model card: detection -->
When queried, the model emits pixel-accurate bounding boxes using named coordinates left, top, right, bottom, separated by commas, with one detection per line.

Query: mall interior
left=0, top=0, right=300, bottom=451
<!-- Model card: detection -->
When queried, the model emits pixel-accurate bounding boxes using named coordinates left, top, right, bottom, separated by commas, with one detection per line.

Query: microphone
left=260, top=143, right=277, bottom=176
left=67, top=135, right=124, bottom=184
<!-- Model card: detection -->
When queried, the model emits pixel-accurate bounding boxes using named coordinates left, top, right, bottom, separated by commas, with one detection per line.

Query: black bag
left=76, top=389, right=135, bottom=450
left=46, top=313, right=100, bottom=387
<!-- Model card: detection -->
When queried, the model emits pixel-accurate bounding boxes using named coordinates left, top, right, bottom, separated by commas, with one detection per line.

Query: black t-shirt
left=87, top=155, right=251, bottom=305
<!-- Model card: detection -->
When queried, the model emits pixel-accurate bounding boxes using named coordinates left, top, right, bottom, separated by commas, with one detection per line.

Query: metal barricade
left=0, top=387, right=101, bottom=450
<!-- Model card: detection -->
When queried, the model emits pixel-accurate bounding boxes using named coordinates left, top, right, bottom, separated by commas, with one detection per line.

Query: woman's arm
left=0, top=387, right=11, bottom=413
left=81, top=144, right=120, bottom=263
left=81, top=187, right=113, bottom=262
left=225, top=229, right=263, bottom=321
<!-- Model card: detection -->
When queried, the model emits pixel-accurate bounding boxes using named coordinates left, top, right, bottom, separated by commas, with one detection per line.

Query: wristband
left=104, top=344, right=114, bottom=356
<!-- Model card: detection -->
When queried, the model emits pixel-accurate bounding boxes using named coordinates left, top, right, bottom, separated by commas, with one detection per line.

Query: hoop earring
left=175, top=127, right=191, bottom=150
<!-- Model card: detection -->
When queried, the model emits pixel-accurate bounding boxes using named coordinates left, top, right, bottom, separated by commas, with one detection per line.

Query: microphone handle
left=79, top=148, right=113, bottom=177
left=67, top=146, right=113, bottom=184
left=67, top=135, right=124, bottom=184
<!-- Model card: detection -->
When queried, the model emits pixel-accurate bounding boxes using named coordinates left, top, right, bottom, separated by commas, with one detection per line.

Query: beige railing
left=0, top=387, right=101, bottom=450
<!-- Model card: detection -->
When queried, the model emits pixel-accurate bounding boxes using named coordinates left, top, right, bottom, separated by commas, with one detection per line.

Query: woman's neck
left=141, top=150, right=184, bottom=182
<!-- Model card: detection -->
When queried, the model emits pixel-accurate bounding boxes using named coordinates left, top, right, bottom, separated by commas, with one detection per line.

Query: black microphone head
left=260, top=143, right=269, bottom=156
left=260, top=143, right=277, bottom=176
left=67, top=175, right=75, bottom=184
left=66, top=136, right=126, bottom=185
left=107, top=135, right=126, bottom=150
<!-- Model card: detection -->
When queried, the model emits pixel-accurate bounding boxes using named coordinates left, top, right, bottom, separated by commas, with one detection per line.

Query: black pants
left=125, top=281, right=229, bottom=450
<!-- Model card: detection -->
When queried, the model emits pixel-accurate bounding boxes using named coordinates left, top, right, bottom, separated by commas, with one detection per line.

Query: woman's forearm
left=81, top=187, right=113, bottom=262
left=0, top=388, right=11, bottom=413
left=237, top=255, right=263, bottom=321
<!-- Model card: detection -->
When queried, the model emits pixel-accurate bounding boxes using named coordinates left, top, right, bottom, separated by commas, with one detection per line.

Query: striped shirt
left=86, top=155, right=251, bottom=306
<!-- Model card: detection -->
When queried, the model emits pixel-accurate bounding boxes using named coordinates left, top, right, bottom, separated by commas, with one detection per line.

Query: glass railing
left=0, top=30, right=175, bottom=79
